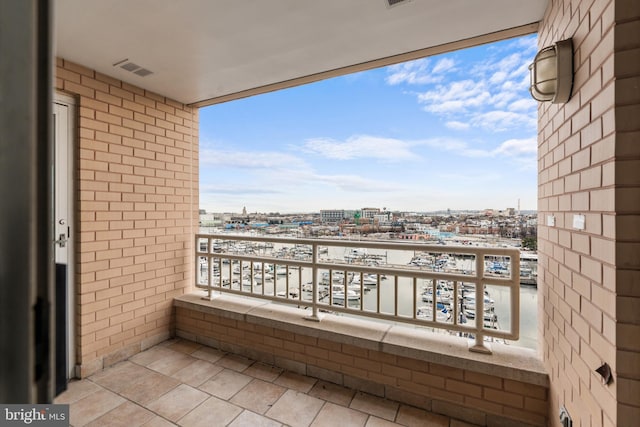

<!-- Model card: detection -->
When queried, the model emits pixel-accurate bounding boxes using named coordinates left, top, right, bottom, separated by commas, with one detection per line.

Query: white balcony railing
left=195, top=233, right=520, bottom=354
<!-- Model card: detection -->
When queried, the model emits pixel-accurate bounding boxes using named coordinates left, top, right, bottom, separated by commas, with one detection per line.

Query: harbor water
left=198, top=232, right=539, bottom=350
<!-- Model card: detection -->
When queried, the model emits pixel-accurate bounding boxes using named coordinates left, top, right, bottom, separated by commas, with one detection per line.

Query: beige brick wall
left=538, top=0, right=640, bottom=425
left=55, top=59, right=199, bottom=376
left=614, top=0, right=640, bottom=423
left=175, top=306, right=548, bottom=426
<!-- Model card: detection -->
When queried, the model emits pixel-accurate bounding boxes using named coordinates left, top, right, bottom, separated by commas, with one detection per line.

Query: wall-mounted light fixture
left=529, top=39, right=573, bottom=103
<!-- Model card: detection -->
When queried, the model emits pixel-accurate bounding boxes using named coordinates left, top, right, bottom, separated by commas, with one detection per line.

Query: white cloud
left=418, top=80, right=491, bottom=113
left=385, top=57, right=456, bottom=86
left=302, top=135, right=418, bottom=161
left=493, top=138, right=537, bottom=157
left=510, top=156, right=538, bottom=171
left=509, top=35, right=538, bottom=54
left=509, top=98, right=536, bottom=112
left=489, top=91, right=518, bottom=109
left=432, top=57, right=456, bottom=74
left=445, top=121, right=470, bottom=130
left=232, top=156, right=404, bottom=193
left=201, top=184, right=283, bottom=195
left=418, top=136, right=537, bottom=162
left=489, top=71, right=508, bottom=85
left=470, top=110, right=536, bottom=132
left=386, top=59, right=435, bottom=85
left=311, top=173, right=399, bottom=192
left=437, top=171, right=502, bottom=182
left=398, top=36, right=538, bottom=133
left=496, top=53, right=524, bottom=74
left=200, top=148, right=308, bottom=170
left=418, top=138, right=492, bottom=158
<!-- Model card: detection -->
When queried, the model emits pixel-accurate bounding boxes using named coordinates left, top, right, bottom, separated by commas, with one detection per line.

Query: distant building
left=361, top=207, right=380, bottom=219
left=320, top=209, right=345, bottom=224
left=199, top=212, right=225, bottom=227
left=373, top=212, right=392, bottom=225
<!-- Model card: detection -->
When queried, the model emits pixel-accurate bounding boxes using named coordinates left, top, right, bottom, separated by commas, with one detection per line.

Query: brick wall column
left=538, top=0, right=640, bottom=425
left=613, top=0, right=640, bottom=422
left=55, top=59, right=200, bottom=376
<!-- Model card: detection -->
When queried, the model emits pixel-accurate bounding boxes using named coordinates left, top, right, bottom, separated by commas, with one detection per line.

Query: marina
left=197, top=232, right=538, bottom=350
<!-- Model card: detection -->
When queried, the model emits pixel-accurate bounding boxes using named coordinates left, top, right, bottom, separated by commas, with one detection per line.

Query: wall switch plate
left=547, top=215, right=555, bottom=226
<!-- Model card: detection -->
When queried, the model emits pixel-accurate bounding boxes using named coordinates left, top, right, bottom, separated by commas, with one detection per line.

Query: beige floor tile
left=167, top=339, right=202, bottom=354
left=308, top=380, right=355, bottom=407
left=266, top=389, right=325, bottom=427
left=89, top=361, right=153, bottom=393
left=130, top=346, right=177, bottom=367
left=396, top=405, right=449, bottom=427
left=243, top=362, right=283, bottom=382
left=215, top=354, right=254, bottom=372
left=64, top=340, right=455, bottom=427
left=141, top=415, right=178, bottom=426
left=230, top=379, right=286, bottom=414
left=350, top=392, right=399, bottom=422
left=450, top=420, right=481, bottom=427
left=146, top=350, right=198, bottom=376
left=191, top=346, right=225, bottom=363
left=146, top=384, right=209, bottom=422
left=69, top=387, right=126, bottom=427
left=119, top=370, right=181, bottom=405
left=156, top=338, right=179, bottom=349
left=54, top=379, right=102, bottom=404
left=85, top=401, right=155, bottom=427
left=365, top=417, right=404, bottom=427
left=273, top=370, right=317, bottom=393
left=177, top=396, right=243, bottom=427
left=228, top=410, right=282, bottom=427
left=198, top=369, right=253, bottom=400
left=311, top=402, right=368, bottom=427
left=171, top=359, right=223, bottom=387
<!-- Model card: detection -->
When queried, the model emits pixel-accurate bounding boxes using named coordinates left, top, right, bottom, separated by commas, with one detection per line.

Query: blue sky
left=199, top=34, right=538, bottom=214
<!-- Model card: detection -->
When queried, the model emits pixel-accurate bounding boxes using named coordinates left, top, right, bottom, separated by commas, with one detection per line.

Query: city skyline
left=199, top=207, right=538, bottom=216
left=199, top=34, right=538, bottom=214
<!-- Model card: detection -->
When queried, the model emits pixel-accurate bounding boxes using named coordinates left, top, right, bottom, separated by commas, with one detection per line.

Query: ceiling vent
left=112, top=59, right=153, bottom=77
left=387, top=0, right=411, bottom=7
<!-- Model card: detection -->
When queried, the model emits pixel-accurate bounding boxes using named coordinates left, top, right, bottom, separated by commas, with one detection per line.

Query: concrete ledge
left=382, top=326, right=547, bottom=386
left=174, top=293, right=548, bottom=387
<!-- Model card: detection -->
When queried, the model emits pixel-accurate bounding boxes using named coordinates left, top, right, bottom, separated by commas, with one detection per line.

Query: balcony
left=170, top=234, right=548, bottom=426
left=4, top=0, right=634, bottom=424
left=193, top=233, right=524, bottom=353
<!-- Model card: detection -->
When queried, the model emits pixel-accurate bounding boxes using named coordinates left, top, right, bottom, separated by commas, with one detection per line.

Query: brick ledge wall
left=175, top=293, right=549, bottom=426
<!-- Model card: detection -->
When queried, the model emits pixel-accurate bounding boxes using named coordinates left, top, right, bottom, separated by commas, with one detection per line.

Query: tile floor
left=55, top=338, right=470, bottom=427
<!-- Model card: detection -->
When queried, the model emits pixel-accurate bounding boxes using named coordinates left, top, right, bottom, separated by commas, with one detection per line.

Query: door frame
left=53, top=92, right=76, bottom=380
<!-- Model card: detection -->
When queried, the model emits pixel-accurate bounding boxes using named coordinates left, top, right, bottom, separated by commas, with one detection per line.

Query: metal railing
left=195, top=233, right=520, bottom=353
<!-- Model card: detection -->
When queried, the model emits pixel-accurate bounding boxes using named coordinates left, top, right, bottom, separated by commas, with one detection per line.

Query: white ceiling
left=54, top=0, right=547, bottom=107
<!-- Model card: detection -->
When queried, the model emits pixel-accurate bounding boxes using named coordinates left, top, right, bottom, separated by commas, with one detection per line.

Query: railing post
left=469, top=251, right=491, bottom=354
left=511, top=254, right=520, bottom=339
left=199, top=236, right=215, bottom=301
left=304, top=241, right=321, bottom=322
